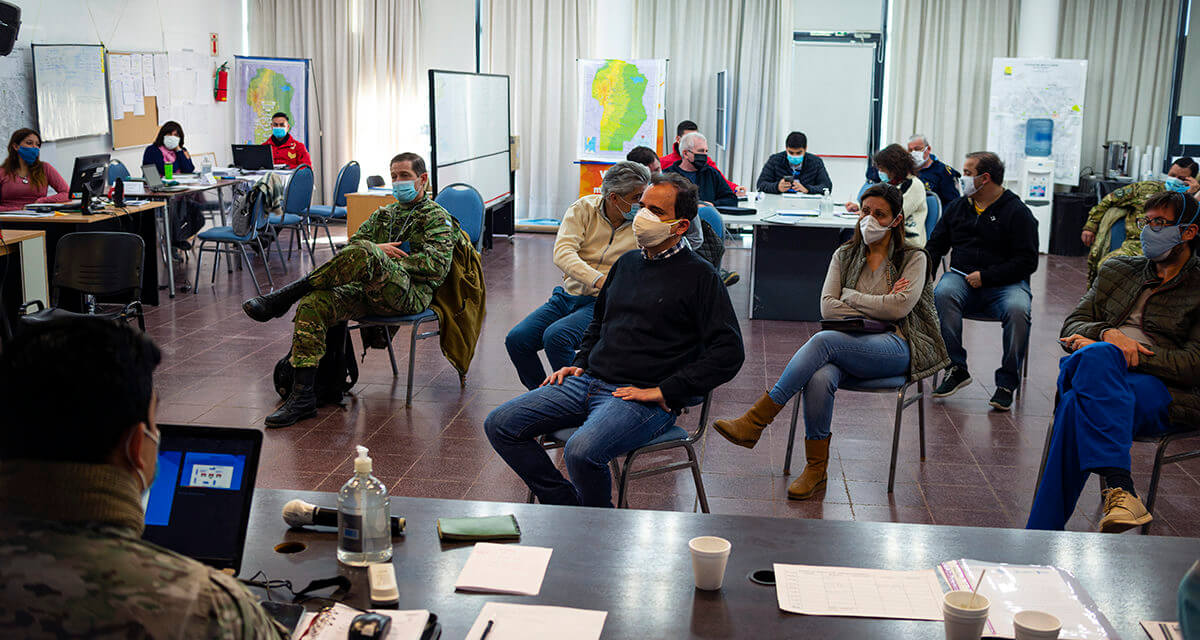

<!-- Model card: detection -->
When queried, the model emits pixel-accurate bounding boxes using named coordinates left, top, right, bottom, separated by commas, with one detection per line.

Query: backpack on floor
left=273, top=321, right=359, bottom=405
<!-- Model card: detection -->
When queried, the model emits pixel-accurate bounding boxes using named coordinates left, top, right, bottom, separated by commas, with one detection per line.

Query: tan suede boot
left=787, top=437, right=831, bottom=500
left=712, top=392, right=785, bottom=449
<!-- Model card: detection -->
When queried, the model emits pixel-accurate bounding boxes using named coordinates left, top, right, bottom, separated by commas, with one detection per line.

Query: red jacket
left=659, top=149, right=740, bottom=192
left=264, top=135, right=312, bottom=168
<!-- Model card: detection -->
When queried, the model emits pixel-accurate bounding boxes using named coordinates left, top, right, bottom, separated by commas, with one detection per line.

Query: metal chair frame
left=306, top=161, right=360, bottom=254
left=346, top=311, right=440, bottom=407
left=193, top=196, right=276, bottom=296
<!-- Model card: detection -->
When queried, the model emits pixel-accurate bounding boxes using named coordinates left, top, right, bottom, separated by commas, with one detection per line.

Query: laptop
left=142, top=164, right=189, bottom=192
left=142, top=424, right=263, bottom=575
left=232, top=144, right=274, bottom=171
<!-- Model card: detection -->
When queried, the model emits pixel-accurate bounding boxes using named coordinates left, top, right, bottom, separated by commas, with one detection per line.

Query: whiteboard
left=987, top=58, right=1088, bottom=185
left=0, top=47, right=36, bottom=139
left=429, top=70, right=511, bottom=206
left=32, top=44, right=110, bottom=141
left=789, top=41, right=875, bottom=156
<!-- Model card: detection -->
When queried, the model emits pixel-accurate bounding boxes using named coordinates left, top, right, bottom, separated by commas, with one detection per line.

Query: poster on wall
left=987, top=57, right=1087, bottom=185
left=233, top=55, right=309, bottom=146
left=577, top=58, right=667, bottom=162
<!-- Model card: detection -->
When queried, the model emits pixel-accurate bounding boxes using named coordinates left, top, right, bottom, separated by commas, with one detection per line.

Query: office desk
left=242, top=489, right=1193, bottom=639
left=0, top=229, right=48, bottom=336
left=722, top=193, right=857, bottom=321
left=346, top=191, right=396, bottom=237
left=0, top=202, right=166, bottom=306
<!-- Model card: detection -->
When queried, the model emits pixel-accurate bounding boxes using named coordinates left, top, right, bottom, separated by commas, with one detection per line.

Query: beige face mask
left=632, top=210, right=682, bottom=248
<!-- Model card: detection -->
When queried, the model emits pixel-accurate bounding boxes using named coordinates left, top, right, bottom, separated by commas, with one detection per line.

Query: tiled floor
left=145, top=227, right=1200, bottom=537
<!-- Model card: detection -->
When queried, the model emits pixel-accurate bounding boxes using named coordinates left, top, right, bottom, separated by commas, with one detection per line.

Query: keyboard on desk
left=26, top=201, right=83, bottom=212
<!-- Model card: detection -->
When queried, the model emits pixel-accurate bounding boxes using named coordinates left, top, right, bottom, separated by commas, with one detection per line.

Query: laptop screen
left=142, top=424, right=262, bottom=575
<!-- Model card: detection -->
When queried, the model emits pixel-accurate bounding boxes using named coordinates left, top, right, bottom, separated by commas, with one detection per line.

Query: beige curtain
left=887, top=0, right=1019, bottom=170
left=484, top=0, right=595, bottom=220
left=631, top=0, right=793, bottom=188
left=1058, top=0, right=1180, bottom=175
left=250, top=0, right=423, bottom=201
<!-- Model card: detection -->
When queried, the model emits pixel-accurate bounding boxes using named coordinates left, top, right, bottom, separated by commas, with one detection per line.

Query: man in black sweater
left=485, top=173, right=745, bottom=508
left=664, top=131, right=738, bottom=207
left=926, top=151, right=1039, bottom=411
left=756, top=131, right=833, bottom=195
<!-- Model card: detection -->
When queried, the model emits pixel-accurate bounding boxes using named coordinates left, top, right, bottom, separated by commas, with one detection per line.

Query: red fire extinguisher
left=215, top=62, right=229, bottom=102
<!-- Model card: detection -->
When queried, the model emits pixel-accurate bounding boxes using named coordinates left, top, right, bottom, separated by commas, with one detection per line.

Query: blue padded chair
left=857, top=181, right=873, bottom=200
left=435, top=183, right=485, bottom=251
left=193, top=192, right=275, bottom=295
left=924, top=193, right=941, bottom=239
left=784, top=376, right=927, bottom=493
left=307, top=161, right=361, bottom=252
left=106, top=159, right=131, bottom=185
left=526, top=394, right=714, bottom=512
left=1110, top=217, right=1126, bottom=253
left=270, top=165, right=316, bottom=266
left=698, top=205, right=724, bottom=240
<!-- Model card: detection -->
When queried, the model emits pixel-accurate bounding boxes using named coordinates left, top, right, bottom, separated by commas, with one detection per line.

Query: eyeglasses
left=1136, top=216, right=1175, bottom=231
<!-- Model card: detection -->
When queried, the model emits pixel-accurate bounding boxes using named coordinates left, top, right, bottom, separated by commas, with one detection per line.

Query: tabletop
left=0, top=201, right=164, bottom=224
left=721, top=192, right=858, bottom=229
left=0, top=228, right=45, bottom=252
left=241, top=489, right=1197, bottom=639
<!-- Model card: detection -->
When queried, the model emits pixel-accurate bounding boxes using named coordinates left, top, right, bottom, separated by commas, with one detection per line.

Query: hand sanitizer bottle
left=337, top=445, right=392, bottom=566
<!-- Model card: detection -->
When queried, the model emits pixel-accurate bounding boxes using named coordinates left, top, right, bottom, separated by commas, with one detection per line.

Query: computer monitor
left=231, top=144, right=273, bottom=171
left=67, top=153, right=109, bottom=199
left=142, top=424, right=263, bottom=575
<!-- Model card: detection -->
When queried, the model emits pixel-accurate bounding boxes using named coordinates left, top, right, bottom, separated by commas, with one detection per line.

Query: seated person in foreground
left=660, top=119, right=744, bottom=195
left=485, top=174, right=744, bottom=507
left=927, top=151, right=1038, bottom=412
left=0, top=128, right=69, bottom=211
left=1030, top=192, right=1200, bottom=533
left=1081, top=156, right=1199, bottom=286
left=867, top=134, right=961, bottom=206
left=0, top=318, right=286, bottom=638
left=756, top=130, right=833, bottom=195
left=664, top=131, right=738, bottom=208
left=713, top=184, right=947, bottom=500
left=262, top=111, right=312, bottom=169
left=243, top=152, right=454, bottom=427
left=142, top=120, right=195, bottom=175
left=847, top=143, right=930, bottom=247
left=626, top=145, right=661, bottom=173
left=505, top=161, right=648, bottom=390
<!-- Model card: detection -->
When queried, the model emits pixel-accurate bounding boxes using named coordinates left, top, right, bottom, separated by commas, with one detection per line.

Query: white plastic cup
left=943, top=590, right=990, bottom=640
left=688, top=536, right=731, bottom=591
left=1013, top=610, right=1062, bottom=639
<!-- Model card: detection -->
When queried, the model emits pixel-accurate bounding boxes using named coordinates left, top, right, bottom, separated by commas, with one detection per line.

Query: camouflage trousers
left=290, top=240, right=430, bottom=367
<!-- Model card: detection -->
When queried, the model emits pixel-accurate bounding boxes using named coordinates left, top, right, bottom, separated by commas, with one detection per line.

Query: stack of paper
left=464, top=603, right=606, bottom=640
left=454, top=543, right=552, bottom=596
left=773, top=563, right=945, bottom=621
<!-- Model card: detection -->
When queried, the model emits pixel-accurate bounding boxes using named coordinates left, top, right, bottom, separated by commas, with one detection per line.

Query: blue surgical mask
left=16, top=146, right=39, bottom=165
left=877, top=170, right=890, bottom=183
left=788, top=153, right=804, bottom=167
left=272, top=126, right=287, bottom=139
left=623, top=203, right=640, bottom=221
left=392, top=180, right=419, bottom=203
left=1165, top=177, right=1191, bottom=193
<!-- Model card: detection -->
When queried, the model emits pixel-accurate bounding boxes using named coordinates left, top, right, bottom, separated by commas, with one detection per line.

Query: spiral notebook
left=292, top=604, right=433, bottom=640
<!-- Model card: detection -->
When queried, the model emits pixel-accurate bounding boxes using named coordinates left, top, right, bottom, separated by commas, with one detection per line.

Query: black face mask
left=691, top=153, right=708, bottom=168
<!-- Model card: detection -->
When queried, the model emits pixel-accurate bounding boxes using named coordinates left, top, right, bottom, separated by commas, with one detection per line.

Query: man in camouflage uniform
left=0, top=318, right=287, bottom=639
left=244, top=152, right=454, bottom=427
left=1082, top=158, right=1199, bottom=286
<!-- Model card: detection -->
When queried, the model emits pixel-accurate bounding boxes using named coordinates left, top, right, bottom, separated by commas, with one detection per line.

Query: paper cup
left=688, top=536, right=731, bottom=591
left=1013, top=610, right=1061, bottom=639
left=943, top=590, right=990, bottom=640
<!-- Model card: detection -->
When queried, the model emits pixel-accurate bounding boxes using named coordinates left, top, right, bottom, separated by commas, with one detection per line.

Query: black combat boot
left=265, top=367, right=318, bottom=427
left=242, top=277, right=314, bottom=322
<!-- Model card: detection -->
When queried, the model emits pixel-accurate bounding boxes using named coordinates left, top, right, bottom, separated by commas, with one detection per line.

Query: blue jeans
left=934, top=272, right=1031, bottom=390
left=505, top=287, right=597, bottom=390
left=1026, top=343, right=1171, bottom=530
left=769, top=330, right=911, bottom=440
left=484, top=373, right=676, bottom=507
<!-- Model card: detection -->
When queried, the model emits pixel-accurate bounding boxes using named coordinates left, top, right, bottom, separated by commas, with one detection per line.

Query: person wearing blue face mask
left=0, top=128, right=70, bottom=211
left=504, top=161, right=647, bottom=390
left=261, top=112, right=312, bottom=169
left=756, top=131, right=833, bottom=195
left=1032, top=191, right=1200, bottom=533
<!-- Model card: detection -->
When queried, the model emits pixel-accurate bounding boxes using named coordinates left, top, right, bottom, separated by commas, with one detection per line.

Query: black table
left=242, top=489, right=1196, bottom=639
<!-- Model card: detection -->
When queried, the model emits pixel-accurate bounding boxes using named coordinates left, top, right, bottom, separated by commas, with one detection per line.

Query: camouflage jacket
left=349, top=196, right=455, bottom=290
left=0, top=461, right=287, bottom=640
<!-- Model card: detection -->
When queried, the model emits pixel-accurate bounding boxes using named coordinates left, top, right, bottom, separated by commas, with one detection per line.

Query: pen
left=950, top=267, right=969, bottom=277
left=480, top=619, right=494, bottom=640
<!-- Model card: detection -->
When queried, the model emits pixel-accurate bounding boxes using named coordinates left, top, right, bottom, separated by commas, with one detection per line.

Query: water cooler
left=1018, top=119, right=1054, bottom=253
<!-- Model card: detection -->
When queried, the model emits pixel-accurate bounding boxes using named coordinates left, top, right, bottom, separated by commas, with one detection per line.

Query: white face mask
left=632, top=209, right=682, bottom=249
left=163, top=135, right=180, bottom=150
left=859, top=214, right=897, bottom=245
left=910, top=149, right=926, bottom=166
left=960, top=174, right=980, bottom=197
left=127, top=425, right=160, bottom=509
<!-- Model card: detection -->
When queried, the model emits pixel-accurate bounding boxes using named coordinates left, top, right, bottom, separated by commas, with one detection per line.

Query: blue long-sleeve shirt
left=142, top=145, right=195, bottom=176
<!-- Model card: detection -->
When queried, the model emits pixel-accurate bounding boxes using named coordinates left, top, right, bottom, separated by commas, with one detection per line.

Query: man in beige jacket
left=505, top=161, right=649, bottom=389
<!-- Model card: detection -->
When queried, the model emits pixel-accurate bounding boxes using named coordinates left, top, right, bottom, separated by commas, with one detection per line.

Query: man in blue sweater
left=485, top=173, right=745, bottom=508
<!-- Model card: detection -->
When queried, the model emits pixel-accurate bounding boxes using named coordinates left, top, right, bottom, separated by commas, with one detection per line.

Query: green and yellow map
left=578, top=58, right=665, bottom=162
